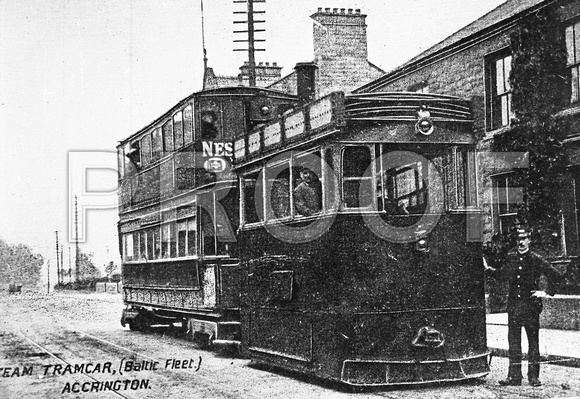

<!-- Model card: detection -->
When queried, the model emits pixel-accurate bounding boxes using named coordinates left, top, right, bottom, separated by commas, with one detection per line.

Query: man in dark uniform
left=484, top=227, right=560, bottom=387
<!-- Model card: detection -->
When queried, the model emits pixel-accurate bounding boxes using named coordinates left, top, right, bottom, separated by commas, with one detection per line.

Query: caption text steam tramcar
left=117, top=74, right=490, bottom=385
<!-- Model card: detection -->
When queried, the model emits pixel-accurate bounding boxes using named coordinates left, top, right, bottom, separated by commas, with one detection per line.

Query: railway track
left=18, top=331, right=132, bottom=399
left=12, top=326, right=261, bottom=399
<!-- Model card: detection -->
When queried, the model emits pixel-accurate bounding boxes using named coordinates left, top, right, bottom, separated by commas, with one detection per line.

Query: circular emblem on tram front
left=415, top=105, right=434, bottom=136
left=204, top=157, right=227, bottom=173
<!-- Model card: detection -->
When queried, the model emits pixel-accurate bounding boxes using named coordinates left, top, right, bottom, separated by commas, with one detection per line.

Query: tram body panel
left=239, top=212, right=489, bottom=384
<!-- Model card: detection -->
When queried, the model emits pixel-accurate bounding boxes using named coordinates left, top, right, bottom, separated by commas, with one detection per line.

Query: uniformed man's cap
left=517, top=228, right=531, bottom=238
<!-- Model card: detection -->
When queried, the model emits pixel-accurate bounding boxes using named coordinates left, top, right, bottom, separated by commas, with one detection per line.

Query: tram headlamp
left=415, top=118, right=434, bottom=135
left=415, top=238, right=430, bottom=253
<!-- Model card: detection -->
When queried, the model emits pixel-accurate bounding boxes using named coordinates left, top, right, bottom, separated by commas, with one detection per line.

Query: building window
left=566, top=20, right=580, bottom=103
left=486, top=51, right=513, bottom=130
left=491, top=173, right=520, bottom=234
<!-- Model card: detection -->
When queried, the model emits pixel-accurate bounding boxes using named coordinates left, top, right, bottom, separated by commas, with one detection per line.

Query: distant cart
left=8, top=284, right=22, bottom=294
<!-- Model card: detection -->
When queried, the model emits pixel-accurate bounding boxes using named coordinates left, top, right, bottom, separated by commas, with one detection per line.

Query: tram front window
left=375, top=145, right=449, bottom=216
left=382, top=163, right=427, bottom=215
left=342, top=146, right=373, bottom=208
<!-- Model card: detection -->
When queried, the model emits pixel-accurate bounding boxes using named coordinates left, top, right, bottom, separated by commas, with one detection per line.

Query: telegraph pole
left=75, top=195, right=80, bottom=282
left=68, top=247, right=72, bottom=283
left=55, top=231, right=60, bottom=284
left=233, top=0, right=266, bottom=87
left=47, top=260, right=50, bottom=294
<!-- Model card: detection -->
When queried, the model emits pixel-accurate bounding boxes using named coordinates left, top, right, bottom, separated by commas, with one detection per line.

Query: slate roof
left=356, top=0, right=552, bottom=92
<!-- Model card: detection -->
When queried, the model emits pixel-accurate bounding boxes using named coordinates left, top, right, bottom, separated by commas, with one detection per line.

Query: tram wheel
left=193, top=332, right=213, bottom=348
left=128, top=320, right=139, bottom=331
left=131, top=314, right=152, bottom=332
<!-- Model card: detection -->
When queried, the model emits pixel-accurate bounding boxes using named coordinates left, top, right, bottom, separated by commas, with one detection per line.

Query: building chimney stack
left=294, top=62, right=318, bottom=106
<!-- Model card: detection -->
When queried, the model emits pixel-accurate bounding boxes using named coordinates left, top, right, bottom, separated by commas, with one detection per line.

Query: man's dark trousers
left=507, top=299, right=541, bottom=381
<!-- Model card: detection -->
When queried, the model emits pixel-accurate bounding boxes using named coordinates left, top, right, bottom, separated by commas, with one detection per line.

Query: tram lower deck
left=239, top=212, right=490, bottom=385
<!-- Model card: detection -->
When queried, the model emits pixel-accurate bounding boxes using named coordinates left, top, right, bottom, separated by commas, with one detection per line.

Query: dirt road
left=0, top=290, right=578, bottom=398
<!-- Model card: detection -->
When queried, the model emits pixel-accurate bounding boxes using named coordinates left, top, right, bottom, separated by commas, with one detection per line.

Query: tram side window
left=141, top=134, right=152, bottom=167
left=139, top=230, right=147, bottom=260
left=163, top=120, right=174, bottom=152
left=125, top=142, right=140, bottom=171
left=177, top=221, right=187, bottom=257
left=267, top=161, right=292, bottom=220
left=187, top=217, right=197, bottom=256
left=183, top=104, right=194, bottom=144
left=243, top=171, right=262, bottom=224
left=151, top=128, right=163, bottom=161
left=173, top=111, right=184, bottom=149
left=453, top=148, right=477, bottom=208
left=323, top=148, right=337, bottom=211
left=117, top=147, right=125, bottom=179
left=342, top=146, right=373, bottom=208
left=161, top=223, right=176, bottom=259
left=132, top=232, right=139, bottom=261
left=146, top=228, right=155, bottom=260
left=123, top=234, right=134, bottom=262
left=294, top=151, right=323, bottom=216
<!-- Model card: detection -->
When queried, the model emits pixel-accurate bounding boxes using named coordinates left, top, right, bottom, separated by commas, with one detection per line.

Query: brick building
left=354, top=0, right=580, bottom=311
left=203, top=61, right=283, bottom=89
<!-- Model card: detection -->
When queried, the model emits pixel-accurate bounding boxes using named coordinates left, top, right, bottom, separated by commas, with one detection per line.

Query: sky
left=0, top=0, right=507, bottom=280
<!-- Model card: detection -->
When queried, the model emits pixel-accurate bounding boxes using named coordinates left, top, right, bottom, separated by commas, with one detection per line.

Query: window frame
left=565, top=19, right=580, bottom=104
left=173, top=111, right=184, bottom=149
left=491, top=172, right=519, bottom=235
left=485, top=49, right=513, bottom=131
left=341, top=144, right=375, bottom=210
left=239, top=148, right=327, bottom=227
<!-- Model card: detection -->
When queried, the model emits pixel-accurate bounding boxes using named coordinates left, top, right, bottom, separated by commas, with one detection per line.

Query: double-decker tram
left=116, top=79, right=490, bottom=386
left=117, top=86, right=297, bottom=345
left=234, top=90, right=490, bottom=386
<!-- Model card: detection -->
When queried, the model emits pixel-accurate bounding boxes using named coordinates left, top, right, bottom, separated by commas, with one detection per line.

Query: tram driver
left=294, top=168, right=322, bottom=216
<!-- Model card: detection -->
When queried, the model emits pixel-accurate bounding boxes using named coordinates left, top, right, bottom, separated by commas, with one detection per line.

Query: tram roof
left=232, top=91, right=474, bottom=168
left=117, top=86, right=297, bottom=147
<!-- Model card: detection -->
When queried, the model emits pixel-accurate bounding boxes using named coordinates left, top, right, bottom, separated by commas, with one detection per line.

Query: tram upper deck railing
left=232, top=91, right=474, bottom=167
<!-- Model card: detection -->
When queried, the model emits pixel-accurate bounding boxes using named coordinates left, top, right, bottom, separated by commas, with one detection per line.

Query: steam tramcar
left=117, top=81, right=490, bottom=386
